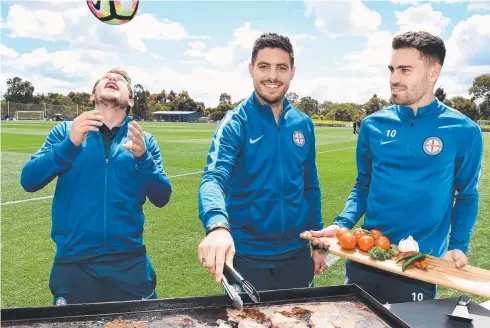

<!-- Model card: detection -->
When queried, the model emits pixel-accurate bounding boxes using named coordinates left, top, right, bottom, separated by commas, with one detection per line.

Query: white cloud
left=392, top=0, right=419, bottom=3
left=292, top=74, right=391, bottom=105
left=189, top=41, right=206, bottom=50
left=121, top=14, right=210, bottom=52
left=185, top=40, right=208, bottom=58
left=2, top=47, right=124, bottom=88
left=0, top=71, right=79, bottom=96
left=395, top=4, right=451, bottom=36
left=304, top=0, right=382, bottom=37
left=0, top=45, right=18, bottom=60
left=435, top=74, right=474, bottom=100
left=468, top=1, right=490, bottom=11
left=232, top=22, right=263, bottom=49
left=184, top=23, right=316, bottom=68
left=180, top=60, right=205, bottom=66
left=391, top=0, right=462, bottom=4
left=287, top=34, right=317, bottom=41
left=445, top=14, right=490, bottom=70
left=2, top=4, right=208, bottom=54
left=341, top=4, right=451, bottom=74
left=185, top=22, right=261, bottom=67
left=341, top=31, right=394, bottom=73
left=4, top=4, right=71, bottom=41
left=340, top=10, right=488, bottom=102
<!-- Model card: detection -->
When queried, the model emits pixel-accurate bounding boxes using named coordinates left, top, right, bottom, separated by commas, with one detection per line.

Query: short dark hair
left=251, top=33, right=294, bottom=67
left=392, top=31, right=446, bottom=66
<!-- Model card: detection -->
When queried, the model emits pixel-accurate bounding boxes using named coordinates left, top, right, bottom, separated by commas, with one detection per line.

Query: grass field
left=1, top=121, right=489, bottom=308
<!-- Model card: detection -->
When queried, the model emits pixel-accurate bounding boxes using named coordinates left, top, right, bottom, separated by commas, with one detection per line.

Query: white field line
left=317, top=146, right=355, bottom=154
left=1, top=195, right=54, bottom=206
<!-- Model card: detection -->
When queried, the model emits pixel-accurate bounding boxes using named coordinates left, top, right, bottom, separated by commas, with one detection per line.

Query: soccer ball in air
left=87, top=0, right=139, bottom=25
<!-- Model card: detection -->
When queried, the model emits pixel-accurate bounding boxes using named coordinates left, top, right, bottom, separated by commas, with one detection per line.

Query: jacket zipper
left=104, top=128, right=118, bottom=246
left=104, top=156, right=108, bottom=245
left=96, top=130, right=109, bottom=247
left=102, top=119, right=129, bottom=247
left=406, top=119, right=415, bottom=154
left=277, top=119, right=285, bottom=247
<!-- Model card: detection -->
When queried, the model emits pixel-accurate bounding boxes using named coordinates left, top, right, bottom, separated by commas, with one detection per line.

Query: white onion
left=398, top=235, right=419, bottom=252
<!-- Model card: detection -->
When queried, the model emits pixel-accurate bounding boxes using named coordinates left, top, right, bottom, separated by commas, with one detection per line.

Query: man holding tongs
left=197, top=33, right=327, bottom=303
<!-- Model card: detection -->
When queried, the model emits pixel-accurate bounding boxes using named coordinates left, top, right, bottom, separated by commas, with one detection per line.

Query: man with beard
left=310, top=31, right=483, bottom=304
left=21, top=68, right=172, bottom=305
left=197, top=33, right=327, bottom=291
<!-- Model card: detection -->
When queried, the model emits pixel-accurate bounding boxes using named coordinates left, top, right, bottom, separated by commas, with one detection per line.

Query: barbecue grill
left=1, top=284, right=411, bottom=327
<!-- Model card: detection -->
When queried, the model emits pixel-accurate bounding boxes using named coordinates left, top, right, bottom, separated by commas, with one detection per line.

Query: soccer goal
left=15, top=111, right=45, bottom=121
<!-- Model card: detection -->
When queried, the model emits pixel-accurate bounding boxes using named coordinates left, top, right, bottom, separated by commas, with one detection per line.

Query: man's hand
left=198, top=228, right=235, bottom=283
left=69, top=110, right=104, bottom=146
left=312, top=249, right=328, bottom=276
left=122, top=121, right=147, bottom=158
left=309, top=224, right=342, bottom=249
left=443, top=249, right=468, bottom=268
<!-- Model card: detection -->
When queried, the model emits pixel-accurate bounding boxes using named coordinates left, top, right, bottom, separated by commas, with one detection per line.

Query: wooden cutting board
left=300, top=232, right=490, bottom=298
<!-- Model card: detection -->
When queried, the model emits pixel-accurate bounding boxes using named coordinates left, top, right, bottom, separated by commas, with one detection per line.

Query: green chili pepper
left=396, top=252, right=420, bottom=264
left=402, top=253, right=427, bottom=272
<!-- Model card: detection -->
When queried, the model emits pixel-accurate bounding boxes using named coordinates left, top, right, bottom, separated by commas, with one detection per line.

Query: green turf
left=1, top=121, right=488, bottom=308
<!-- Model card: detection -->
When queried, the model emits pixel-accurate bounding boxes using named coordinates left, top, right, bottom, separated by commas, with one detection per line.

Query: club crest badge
left=55, top=297, right=67, bottom=306
left=293, top=130, right=305, bottom=147
left=423, top=137, right=443, bottom=156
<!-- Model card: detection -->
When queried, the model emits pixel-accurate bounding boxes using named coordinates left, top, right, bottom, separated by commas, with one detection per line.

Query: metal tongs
left=222, top=275, right=244, bottom=310
left=222, top=263, right=261, bottom=310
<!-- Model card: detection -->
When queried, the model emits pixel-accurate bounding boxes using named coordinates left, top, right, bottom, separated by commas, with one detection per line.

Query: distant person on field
left=20, top=68, right=172, bottom=305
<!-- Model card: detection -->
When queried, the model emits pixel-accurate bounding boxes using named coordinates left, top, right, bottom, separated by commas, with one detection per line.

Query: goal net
left=15, top=111, right=45, bottom=120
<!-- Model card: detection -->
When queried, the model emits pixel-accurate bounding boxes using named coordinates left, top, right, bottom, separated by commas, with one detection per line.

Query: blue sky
left=1, top=0, right=490, bottom=107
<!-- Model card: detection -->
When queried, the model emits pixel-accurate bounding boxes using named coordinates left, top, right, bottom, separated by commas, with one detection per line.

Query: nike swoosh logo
left=380, top=140, right=397, bottom=145
left=249, top=135, right=264, bottom=144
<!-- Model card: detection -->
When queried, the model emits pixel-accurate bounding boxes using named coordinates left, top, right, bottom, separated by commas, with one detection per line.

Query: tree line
left=2, top=74, right=489, bottom=122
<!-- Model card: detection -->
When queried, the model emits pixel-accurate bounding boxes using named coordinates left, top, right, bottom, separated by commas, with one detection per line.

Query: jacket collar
left=396, top=98, right=444, bottom=119
left=249, top=91, right=292, bottom=115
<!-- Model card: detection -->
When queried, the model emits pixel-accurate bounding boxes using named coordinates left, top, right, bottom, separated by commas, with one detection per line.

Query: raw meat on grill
left=227, top=308, right=269, bottom=325
left=268, top=312, right=309, bottom=328
left=227, top=301, right=389, bottom=328
left=104, top=320, right=148, bottom=328
left=3, top=300, right=391, bottom=327
left=237, top=318, right=268, bottom=328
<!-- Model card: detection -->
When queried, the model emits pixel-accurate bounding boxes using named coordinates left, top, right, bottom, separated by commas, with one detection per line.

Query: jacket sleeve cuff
left=134, top=150, right=154, bottom=171
left=54, top=137, right=81, bottom=163
left=448, top=241, right=469, bottom=254
left=205, top=214, right=229, bottom=231
left=333, top=217, right=355, bottom=230
left=135, top=149, right=151, bottom=162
